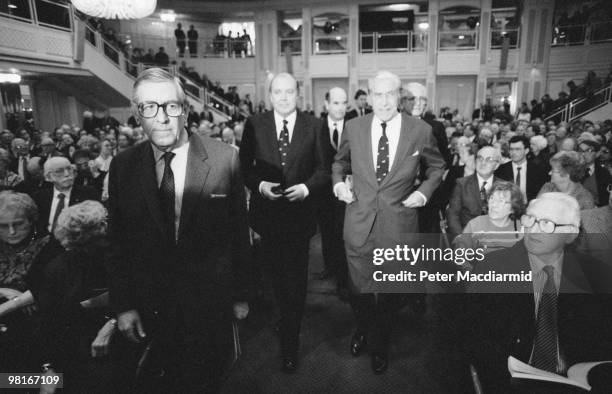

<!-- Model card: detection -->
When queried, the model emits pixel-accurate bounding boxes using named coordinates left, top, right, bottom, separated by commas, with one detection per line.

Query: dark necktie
left=531, top=265, right=560, bottom=373
left=376, top=122, right=389, bottom=184
left=332, top=123, right=339, bottom=151
left=51, top=193, right=65, bottom=234
left=515, top=166, right=522, bottom=186
left=19, top=156, right=27, bottom=180
left=480, top=181, right=488, bottom=215
left=279, top=119, right=290, bottom=167
left=160, top=152, right=176, bottom=245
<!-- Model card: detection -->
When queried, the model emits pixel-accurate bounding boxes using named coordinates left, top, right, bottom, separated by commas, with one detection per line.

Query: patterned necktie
left=332, top=123, right=339, bottom=151
left=376, top=122, right=389, bottom=184
left=515, top=166, right=522, bottom=186
left=51, top=193, right=65, bottom=234
left=531, top=265, right=560, bottom=373
left=279, top=119, right=290, bottom=167
left=480, top=181, right=488, bottom=215
left=160, top=152, right=176, bottom=245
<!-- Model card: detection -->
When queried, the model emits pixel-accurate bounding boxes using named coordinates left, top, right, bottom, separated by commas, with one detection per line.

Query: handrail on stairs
left=545, top=82, right=612, bottom=124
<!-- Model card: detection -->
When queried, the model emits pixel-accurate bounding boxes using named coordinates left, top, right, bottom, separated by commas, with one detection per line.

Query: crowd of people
left=0, top=67, right=611, bottom=393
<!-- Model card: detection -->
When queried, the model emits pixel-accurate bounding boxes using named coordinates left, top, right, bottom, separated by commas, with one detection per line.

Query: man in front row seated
left=466, top=192, right=612, bottom=392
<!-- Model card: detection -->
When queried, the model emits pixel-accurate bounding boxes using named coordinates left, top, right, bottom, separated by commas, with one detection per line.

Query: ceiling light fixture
left=72, top=0, right=157, bottom=19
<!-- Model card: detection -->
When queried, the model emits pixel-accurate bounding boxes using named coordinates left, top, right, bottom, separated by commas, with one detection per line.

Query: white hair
left=529, top=192, right=580, bottom=228
left=368, top=70, right=401, bottom=92
left=530, top=135, right=548, bottom=151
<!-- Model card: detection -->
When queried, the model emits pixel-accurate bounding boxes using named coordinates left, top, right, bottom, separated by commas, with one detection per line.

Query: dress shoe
left=371, top=353, right=388, bottom=374
left=282, top=356, right=297, bottom=373
left=350, top=331, right=367, bottom=356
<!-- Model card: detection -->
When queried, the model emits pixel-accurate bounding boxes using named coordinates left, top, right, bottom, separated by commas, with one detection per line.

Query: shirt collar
left=528, top=249, right=564, bottom=285
left=274, top=110, right=297, bottom=128
left=53, top=186, right=71, bottom=198
left=476, top=173, right=494, bottom=186
left=151, top=138, right=190, bottom=163
left=373, top=112, right=400, bottom=128
left=328, top=117, right=344, bottom=132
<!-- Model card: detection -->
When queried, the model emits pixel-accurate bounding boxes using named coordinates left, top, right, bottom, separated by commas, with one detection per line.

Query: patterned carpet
left=220, top=234, right=473, bottom=394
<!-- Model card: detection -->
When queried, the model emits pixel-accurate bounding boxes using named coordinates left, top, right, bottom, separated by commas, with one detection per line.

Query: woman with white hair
left=528, top=134, right=550, bottom=169
left=38, top=201, right=116, bottom=394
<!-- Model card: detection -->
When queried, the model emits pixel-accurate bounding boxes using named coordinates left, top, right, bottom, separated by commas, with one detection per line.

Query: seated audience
left=538, top=151, right=596, bottom=210
left=453, top=181, right=525, bottom=256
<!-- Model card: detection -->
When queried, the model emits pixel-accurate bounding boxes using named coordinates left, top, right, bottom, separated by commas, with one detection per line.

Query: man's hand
left=402, top=191, right=427, bottom=208
left=284, top=184, right=308, bottom=202
left=334, top=182, right=354, bottom=204
left=117, top=309, right=146, bottom=343
left=260, top=181, right=283, bottom=200
left=233, top=302, right=249, bottom=320
left=39, top=370, right=58, bottom=394
left=91, top=319, right=117, bottom=358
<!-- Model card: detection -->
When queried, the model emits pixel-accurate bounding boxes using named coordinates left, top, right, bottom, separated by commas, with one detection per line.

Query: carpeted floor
left=220, top=234, right=473, bottom=394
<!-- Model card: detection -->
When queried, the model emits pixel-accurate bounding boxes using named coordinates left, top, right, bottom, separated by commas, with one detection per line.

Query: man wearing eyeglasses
left=466, top=192, right=612, bottom=391
left=108, top=68, right=251, bottom=392
left=32, top=156, right=98, bottom=236
left=447, top=146, right=502, bottom=241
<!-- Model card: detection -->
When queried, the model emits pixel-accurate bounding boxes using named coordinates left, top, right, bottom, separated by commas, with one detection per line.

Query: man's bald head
left=269, top=73, right=298, bottom=117
left=325, top=87, right=348, bottom=122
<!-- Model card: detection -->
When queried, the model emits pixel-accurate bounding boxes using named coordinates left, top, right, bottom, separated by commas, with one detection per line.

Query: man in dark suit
left=9, top=138, right=30, bottom=182
left=108, top=68, right=251, bottom=393
left=316, top=87, right=349, bottom=297
left=32, top=156, right=98, bottom=236
left=345, top=89, right=372, bottom=120
left=466, top=193, right=612, bottom=392
left=495, top=135, right=549, bottom=202
left=447, top=146, right=502, bottom=240
left=73, top=150, right=105, bottom=200
left=239, top=72, right=328, bottom=373
left=579, top=140, right=612, bottom=206
left=333, top=71, right=445, bottom=373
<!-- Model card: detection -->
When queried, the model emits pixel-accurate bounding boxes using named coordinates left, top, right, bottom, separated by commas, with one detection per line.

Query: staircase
left=545, top=83, right=612, bottom=124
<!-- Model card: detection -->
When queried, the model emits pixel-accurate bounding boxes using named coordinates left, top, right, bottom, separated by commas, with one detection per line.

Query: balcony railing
left=202, top=38, right=255, bottom=58
left=279, top=37, right=302, bottom=55
left=360, top=31, right=428, bottom=53
left=0, top=0, right=72, bottom=31
left=439, top=29, right=479, bottom=50
left=545, top=83, right=612, bottom=123
left=552, top=20, right=612, bottom=46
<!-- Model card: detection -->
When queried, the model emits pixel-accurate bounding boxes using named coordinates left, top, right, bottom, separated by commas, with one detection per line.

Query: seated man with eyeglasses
left=32, top=157, right=99, bottom=236
left=464, top=192, right=612, bottom=392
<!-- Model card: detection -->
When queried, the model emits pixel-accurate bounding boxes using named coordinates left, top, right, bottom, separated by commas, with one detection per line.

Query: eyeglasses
left=476, top=155, right=499, bottom=164
left=520, top=214, right=575, bottom=234
left=48, top=166, right=75, bottom=176
left=137, top=101, right=185, bottom=118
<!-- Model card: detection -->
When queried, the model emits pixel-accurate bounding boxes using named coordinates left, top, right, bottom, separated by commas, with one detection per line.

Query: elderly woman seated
left=453, top=181, right=525, bottom=260
left=0, top=191, right=62, bottom=371
left=38, top=200, right=116, bottom=394
left=537, top=151, right=596, bottom=210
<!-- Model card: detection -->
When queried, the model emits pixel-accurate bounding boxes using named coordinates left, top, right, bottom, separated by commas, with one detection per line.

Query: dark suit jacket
left=494, top=160, right=549, bottom=201
left=423, top=117, right=451, bottom=166
left=346, top=107, right=372, bottom=120
left=74, top=171, right=106, bottom=200
left=446, top=174, right=501, bottom=238
left=108, top=134, right=251, bottom=332
left=32, top=185, right=99, bottom=235
left=239, top=111, right=329, bottom=239
left=466, top=241, right=612, bottom=392
left=583, top=164, right=612, bottom=206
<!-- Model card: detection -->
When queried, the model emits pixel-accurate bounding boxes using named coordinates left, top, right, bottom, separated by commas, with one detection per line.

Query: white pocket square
left=210, top=194, right=227, bottom=198
left=412, top=150, right=420, bottom=156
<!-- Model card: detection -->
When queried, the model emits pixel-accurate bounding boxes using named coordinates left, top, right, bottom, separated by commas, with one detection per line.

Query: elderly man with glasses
left=465, top=192, right=612, bottom=392
left=108, top=68, right=250, bottom=393
left=31, top=156, right=98, bottom=236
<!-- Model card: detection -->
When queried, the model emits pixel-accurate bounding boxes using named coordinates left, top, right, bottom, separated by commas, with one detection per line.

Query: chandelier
left=72, top=0, right=157, bottom=19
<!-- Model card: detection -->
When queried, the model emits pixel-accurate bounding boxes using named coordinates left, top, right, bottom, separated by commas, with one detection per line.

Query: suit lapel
left=283, top=113, right=306, bottom=176
left=469, top=174, right=481, bottom=210
left=263, top=112, right=281, bottom=167
left=137, top=142, right=166, bottom=238
left=178, top=135, right=211, bottom=239
left=361, top=114, right=378, bottom=188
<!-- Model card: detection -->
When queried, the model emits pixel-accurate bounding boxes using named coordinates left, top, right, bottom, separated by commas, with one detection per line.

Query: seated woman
left=38, top=201, right=116, bottom=394
left=0, top=191, right=62, bottom=371
left=538, top=151, right=596, bottom=210
left=453, top=181, right=525, bottom=267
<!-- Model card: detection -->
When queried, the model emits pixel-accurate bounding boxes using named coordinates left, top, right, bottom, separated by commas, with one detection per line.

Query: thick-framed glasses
left=520, top=214, right=574, bottom=234
left=476, top=155, right=499, bottom=164
left=137, top=101, right=184, bottom=118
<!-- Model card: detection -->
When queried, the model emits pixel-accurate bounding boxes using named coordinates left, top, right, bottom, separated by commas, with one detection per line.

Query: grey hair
left=54, top=200, right=108, bottom=250
left=530, top=135, right=548, bottom=151
left=0, top=191, right=38, bottom=225
left=131, top=67, right=187, bottom=109
left=528, top=192, right=580, bottom=228
left=368, top=70, right=401, bottom=93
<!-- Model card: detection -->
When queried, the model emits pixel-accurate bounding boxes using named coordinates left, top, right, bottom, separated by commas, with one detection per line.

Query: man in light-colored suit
left=332, top=71, right=445, bottom=374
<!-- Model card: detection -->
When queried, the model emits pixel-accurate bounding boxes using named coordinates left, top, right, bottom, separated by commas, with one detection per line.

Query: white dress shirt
left=476, top=174, right=494, bottom=193
left=273, top=110, right=297, bottom=142
left=153, top=142, right=189, bottom=240
left=371, top=113, right=401, bottom=172
left=48, top=187, right=72, bottom=233
left=328, top=118, right=344, bottom=150
left=512, top=161, right=527, bottom=200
